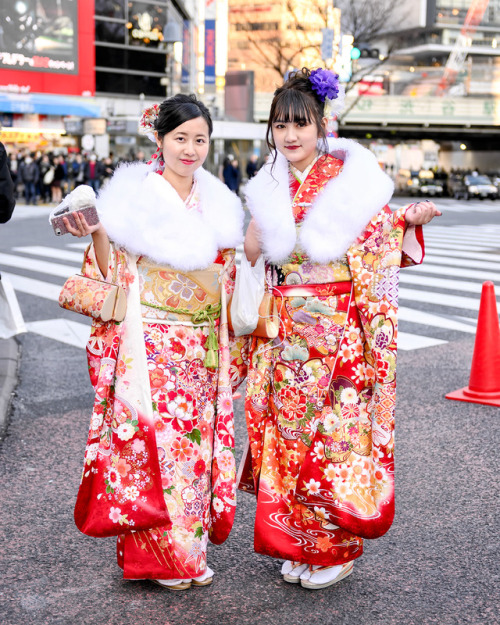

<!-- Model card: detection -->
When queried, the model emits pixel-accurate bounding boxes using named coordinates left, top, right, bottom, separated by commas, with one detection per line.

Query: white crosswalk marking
left=26, top=319, right=90, bottom=349
left=4, top=272, right=62, bottom=301
left=13, top=246, right=85, bottom=263
left=0, top=252, right=78, bottom=279
left=2, top=221, right=500, bottom=351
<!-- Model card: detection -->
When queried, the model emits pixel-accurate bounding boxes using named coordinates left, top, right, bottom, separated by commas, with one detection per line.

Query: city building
left=339, top=0, right=500, bottom=172
left=227, top=0, right=336, bottom=97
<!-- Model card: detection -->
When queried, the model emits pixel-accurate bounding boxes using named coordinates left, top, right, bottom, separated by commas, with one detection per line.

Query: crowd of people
left=6, top=150, right=130, bottom=205
left=8, top=147, right=262, bottom=205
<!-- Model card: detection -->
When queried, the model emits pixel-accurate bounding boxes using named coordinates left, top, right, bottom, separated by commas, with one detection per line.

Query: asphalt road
left=0, top=197, right=499, bottom=625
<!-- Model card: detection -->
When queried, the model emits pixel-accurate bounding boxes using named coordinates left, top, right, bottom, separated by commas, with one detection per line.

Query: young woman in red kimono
left=64, top=95, right=247, bottom=590
left=243, top=69, right=441, bottom=590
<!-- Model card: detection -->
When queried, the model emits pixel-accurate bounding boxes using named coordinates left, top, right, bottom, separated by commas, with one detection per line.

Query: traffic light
left=354, top=43, right=380, bottom=59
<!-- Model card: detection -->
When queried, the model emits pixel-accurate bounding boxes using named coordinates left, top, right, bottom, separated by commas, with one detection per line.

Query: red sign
left=0, top=0, right=95, bottom=96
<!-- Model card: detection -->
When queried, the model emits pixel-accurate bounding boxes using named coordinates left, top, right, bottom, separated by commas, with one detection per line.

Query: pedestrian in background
left=19, top=153, right=39, bottom=205
left=246, top=154, right=259, bottom=180
left=51, top=155, right=65, bottom=204
left=84, top=153, right=104, bottom=193
left=7, top=150, right=19, bottom=199
left=242, top=67, right=441, bottom=590
left=71, top=154, right=86, bottom=189
left=62, top=94, right=247, bottom=590
left=39, top=154, right=53, bottom=203
left=223, top=157, right=241, bottom=194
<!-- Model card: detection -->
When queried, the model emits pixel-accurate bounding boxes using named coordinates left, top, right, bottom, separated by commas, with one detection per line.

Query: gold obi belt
left=138, top=259, right=224, bottom=369
left=277, top=250, right=352, bottom=286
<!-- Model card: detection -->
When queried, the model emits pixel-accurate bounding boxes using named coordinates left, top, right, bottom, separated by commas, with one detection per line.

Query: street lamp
left=164, top=20, right=182, bottom=97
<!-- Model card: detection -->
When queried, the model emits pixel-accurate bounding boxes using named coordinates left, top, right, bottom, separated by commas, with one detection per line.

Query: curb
left=0, top=337, right=21, bottom=440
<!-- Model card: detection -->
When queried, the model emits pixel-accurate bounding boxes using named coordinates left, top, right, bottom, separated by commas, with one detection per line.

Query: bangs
left=271, top=90, right=315, bottom=125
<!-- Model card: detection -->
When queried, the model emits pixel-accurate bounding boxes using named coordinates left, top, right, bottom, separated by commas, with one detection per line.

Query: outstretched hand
left=63, top=211, right=102, bottom=237
left=405, top=201, right=442, bottom=226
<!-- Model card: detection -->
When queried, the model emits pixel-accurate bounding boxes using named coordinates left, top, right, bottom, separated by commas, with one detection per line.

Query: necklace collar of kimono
left=97, top=161, right=244, bottom=271
left=244, top=137, right=394, bottom=265
left=289, top=153, right=321, bottom=185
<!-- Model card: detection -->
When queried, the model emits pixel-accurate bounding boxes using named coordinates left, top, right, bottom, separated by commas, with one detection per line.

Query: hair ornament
left=309, top=68, right=340, bottom=102
left=138, top=103, right=160, bottom=143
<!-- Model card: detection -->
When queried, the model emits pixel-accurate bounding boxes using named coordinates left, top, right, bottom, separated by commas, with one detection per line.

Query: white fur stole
left=244, top=137, right=394, bottom=264
left=96, top=162, right=244, bottom=271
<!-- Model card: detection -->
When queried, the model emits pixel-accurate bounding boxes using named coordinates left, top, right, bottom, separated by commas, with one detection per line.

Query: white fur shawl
left=244, top=137, right=394, bottom=264
left=96, top=162, right=244, bottom=271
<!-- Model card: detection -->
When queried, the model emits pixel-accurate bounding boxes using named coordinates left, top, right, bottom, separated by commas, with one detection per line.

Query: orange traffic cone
left=446, top=281, right=500, bottom=406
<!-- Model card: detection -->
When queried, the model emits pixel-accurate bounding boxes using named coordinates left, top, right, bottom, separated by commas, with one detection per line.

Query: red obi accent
left=273, top=281, right=352, bottom=297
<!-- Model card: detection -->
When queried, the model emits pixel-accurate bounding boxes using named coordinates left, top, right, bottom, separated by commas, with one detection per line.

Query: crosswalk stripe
left=398, top=307, right=477, bottom=334
left=425, top=242, right=497, bottom=252
left=4, top=272, right=61, bottom=301
left=398, top=332, right=447, bottom=350
left=10, top=206, right=53, bottom=220
left=400, top=273, right=488, bottom=295
left=425, top=233, right=500, bottom=245
left=13, top=246, right=84, bottom=263
left=66, top=242, right=89, bottom=250
left=399, top=287, right=484, bottom=311
left=0, top=252, right=77, bottom=279
left=424, top=253, right=500, bottom=271
left=424, top=248, right=500, bottom=263
left=406, top=262, right=500, bottom=282
left=26, top=318, right=90, bottom=349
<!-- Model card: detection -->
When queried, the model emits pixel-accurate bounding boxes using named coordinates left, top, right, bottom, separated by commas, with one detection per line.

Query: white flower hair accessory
left=138, top=103, right=160, bottom=143
left=324, top=84, right=346, bottom=119
left=138, top=103, right=165, bottom=173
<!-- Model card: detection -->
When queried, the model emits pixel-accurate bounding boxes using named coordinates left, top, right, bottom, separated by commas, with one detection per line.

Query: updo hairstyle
left=155, top=94, right=213, bottom=139
left=266, top=68, right=327, bottom=155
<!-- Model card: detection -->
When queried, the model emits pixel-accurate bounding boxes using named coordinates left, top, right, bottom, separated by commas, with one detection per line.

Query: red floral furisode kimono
left=243, top=138, right=424, bottom=567
left=72, top=161, right=247, bottom=580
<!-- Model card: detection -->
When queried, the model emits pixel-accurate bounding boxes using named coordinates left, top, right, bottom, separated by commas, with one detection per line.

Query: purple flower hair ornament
left=309, top=68, right=340, bottom=102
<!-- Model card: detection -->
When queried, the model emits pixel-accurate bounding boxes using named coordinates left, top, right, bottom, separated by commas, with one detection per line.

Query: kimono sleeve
left=222, top=249, right=249, bottom=390
left=393, top=205, right=425, bottom=267
left=82, top=243, right=130, bottom=388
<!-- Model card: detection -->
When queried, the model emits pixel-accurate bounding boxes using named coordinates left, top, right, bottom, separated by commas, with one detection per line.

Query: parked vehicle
left=395, top=168, right=419, bottom=194
left=408, top=171, right=444, bottom=198
left=449, top=173, right=498, bottom=200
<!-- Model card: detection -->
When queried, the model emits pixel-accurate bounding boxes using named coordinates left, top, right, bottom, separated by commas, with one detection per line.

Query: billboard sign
left=0, top=0, right=78, bottom=74
left=0, top=0, right=95, bottom=96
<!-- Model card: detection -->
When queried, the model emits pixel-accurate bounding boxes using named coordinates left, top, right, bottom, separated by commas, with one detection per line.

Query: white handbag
left=0, top=275, right=26, bottom=339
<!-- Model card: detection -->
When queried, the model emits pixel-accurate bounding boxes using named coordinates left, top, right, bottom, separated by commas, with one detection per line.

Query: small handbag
left=251, top=292, right=280, bottom=339
left=59, top=251, right=127, bottom=323
left=227, top=291, right=280, bottom=339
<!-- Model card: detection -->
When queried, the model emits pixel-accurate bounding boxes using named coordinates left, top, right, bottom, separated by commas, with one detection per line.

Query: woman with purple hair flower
left=240, top=68, right=440, bottom=589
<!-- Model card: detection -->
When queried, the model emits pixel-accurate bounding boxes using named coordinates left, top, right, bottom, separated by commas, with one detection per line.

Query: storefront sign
left=64, top=118, right=84, bottom=135
left=83, top=118, right=107, bottom=135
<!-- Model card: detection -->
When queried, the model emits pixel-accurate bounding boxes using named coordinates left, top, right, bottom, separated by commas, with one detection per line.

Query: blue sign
left=182, top=20, right=190, bottom=85
left=204, top=19, right=216, bottom=85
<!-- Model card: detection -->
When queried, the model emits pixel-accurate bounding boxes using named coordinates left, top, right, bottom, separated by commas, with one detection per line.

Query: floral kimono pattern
left=245, top=154, right=423, bottom=566
left=75, top=238, right=248, bottom=579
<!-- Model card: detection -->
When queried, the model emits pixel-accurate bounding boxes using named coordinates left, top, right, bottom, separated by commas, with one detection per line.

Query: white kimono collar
left=244, top=137, right=394, bottom=264
left=96, top=162, right=244, bottom=271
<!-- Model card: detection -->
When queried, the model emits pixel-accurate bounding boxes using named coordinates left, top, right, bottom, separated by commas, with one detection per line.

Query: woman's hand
left=405, top=201, right=442, bottom=226
left=244, top=218, right=263, bottom=266
left=63, top=211, right=102, bottom=237
left=64, top=212, right=110, bottom=278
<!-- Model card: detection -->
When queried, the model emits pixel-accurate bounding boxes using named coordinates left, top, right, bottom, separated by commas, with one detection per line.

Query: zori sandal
left=152, top=578, right=192, bottom=591
left=281, top=560, right=309, bottom=584
left=300, top=562, right=354, bottom=590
